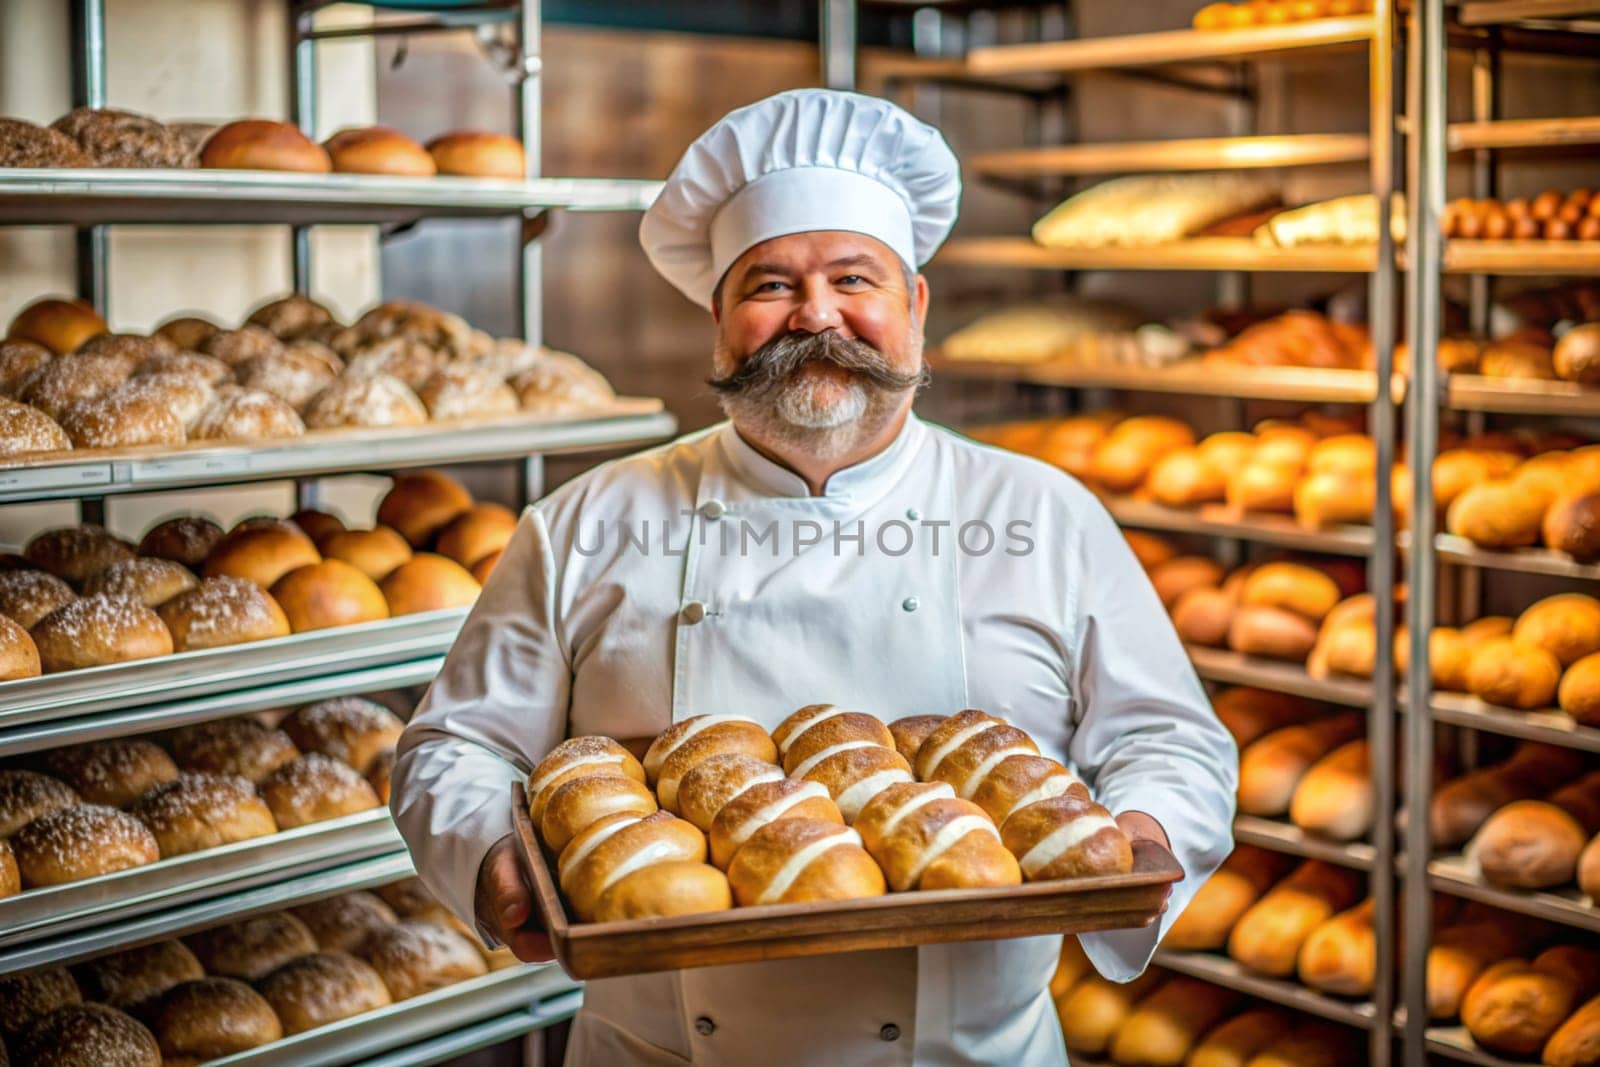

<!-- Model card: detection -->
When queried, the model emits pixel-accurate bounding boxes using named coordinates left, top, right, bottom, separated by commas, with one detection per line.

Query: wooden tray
left=511, top=782, right=1182, bottom=980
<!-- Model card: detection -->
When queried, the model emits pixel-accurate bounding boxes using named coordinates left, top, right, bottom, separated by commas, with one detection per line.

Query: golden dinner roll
left=281, top=696, right=403, bottom=775
left=1056, top=971, right=1164, bottom=1056
left=75, top=940, right=203, bottom=1014
left=129, top=773, right=277, bottom=858
left=853, top=782, right=1020, bottom=891
left=425, top=130, right=526, bottom=179
left=885, top=714, right=946, bottom=765
left=23, top=524, right=134, bottom=587
left=319, top=525, right=412, bottom=580
left=593, top=860, right=733, bottom=923
left=81, top=557, right=196, bottom=609
left=674, top=753, right=784, bottom=833
left=291, top=890, right=398, bottom=953
left=259, top=753, right=380, bottom=829
left=644, top=715, right=779, bottom=812
left=136, top=516, right=224, bottom=571
left=0, top=613, right=40, bottom=680
left=1545, top=991, right=1600, bottom=1067
left=1227, top=604, right=1319, bottom=661
left=1172, top=586, right=1236, bottom=647
left=526, top=735, right=647, bottom=827
left=0, top=769, right=80, bottom=837
left=185, top=912, right=317, bottom=982
left=202, top=522, right=320, bottom=588
left=771, top=704, right=889, bottom=758
left=8, top=296, right=106, bottom=355
left=1236, top=712, right=1364, bottom=817
left=557, top=810, right=706, bottom=921
left=30, top=593, right=172, bottom=673
left=1288, top=739, right=1372, bottom=840
left=16, top=1003, right=160, bottom=1067
left=726, top=817, right=885, bottom=907
left=365, top=748, right=394, bottom=804
left=917, top=711, right=1041, bottom=800
left=1149, top=556, right=1226, bottom=610
left=1227, top=461, right=1300, bottom=514
left=1108, top=976, right=1239, bottom=1067
left=256, top=951, right=391, bottom=1035
left=968, top=754, right=1088, bottom=829
left=708, top=777, right=844, bottom=869
left=150, top=976, right=282, bottom=1061
left=200, top=119, right=331, bottom=172
left=1240, top=562, right=1341, bottom=621
left=155, top=576, right=289, bottom=652
left=999, top=794, right=1131, bottom=881
left=288, top=509, right=344, bottom=547
left=379, top=553, right=481, bottom=615
left=1145, top=447, right=1227, bottom=506
left=13, top=804, right=159, bottom=887
left=323, top=126, right=435, bottom=176
left=270, top=558, right=389, bottom=632
left=376, top=470, right=474, bottom=548
left=1471, top=799, right=1587, bottom=889
left=1448, top=479, right=1547, bottom=549
left=168, top=717, right=299, bottom=784
left=0, top=967, right=81, bottom=1041
left=470, top=549, right=501, bottom=584
left=540, top=773, right=658, bottom=853
left=43, top=737, right=178, bottom=808
left=911, top=709, right=1009, bottom=781
left=1466, top=636, right=1562, bottom=709
left=798, top=743, right=915, bottom=823
left=358, top=919, right=486, bottom=1000
left=1513, top=593, right=1600, bottom=667
left=1124, top=530, right=1177, bottom=570
left=434, top=503, right=517, bottom=569
left=1561, top=652, right=1600, bottom=726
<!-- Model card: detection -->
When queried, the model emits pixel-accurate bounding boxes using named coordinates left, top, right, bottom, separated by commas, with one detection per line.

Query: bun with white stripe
left=888, top=714, right=947, bottom=764
left=557, top=810, right=706, bottom=922
left=709, top=777, right=844, bottom=869
left=726, top=818, right=886, bottom=906
left=590, top=860, right=732, bottom=922
left=797, top=744, right=915, bottom=823
left=775, top=705, right=895, bottom=775
left=538, top=774, right=657, bottom=853
left=999, top=794, right=1133, bottom=881
left=854, top=782, right=1021, bottom=891
left=914, top=709, right=1041, bottom=792
left=643, top=715, right=778, bottom=813
left=674, top=753, right=784, bottom=833
left=525, top=736, right=646, bottom=829
left=968, top=754, right=1091, bottom=830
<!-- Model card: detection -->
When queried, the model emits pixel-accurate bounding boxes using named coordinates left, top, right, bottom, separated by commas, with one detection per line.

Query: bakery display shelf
left=1448, top=114, right=1600, bottom=151
left=0, top=809, right=401, bottom=952
left=0, top=608, right=464, bottom=725
left=1447, top=374, right=1600, bottom=416
left=0, top=850, right=412, bottom=977
left=1186, top=646, right=1375, bottom=707
left=1458, top=1, right=1600, bottom=26
left=347, top=1000, right=582, bottom=1067
left=1445, top=240, right=1600, bottom=276
left=1435, top=534, right=1600, bottom=579
left=1106, top=496, right=1375, bottom=556
left=1149, top=949, right=1378, bottom=1029
left=1428, top=853, right=1600, bottom=934
left=1431, top=691, right=1600, bottom=753
left=0, top=402, right=676, bottom=504
left=967, top=133, right=1371, bottom=177
left=1233, top=814, right=1377, bottom=870
left=1424, top=1026, right=1529, bottom=1067
left=0, top=169, right=662, bottom=226
left=933, top=236, right=1377, bottom=273
left=207, top=967, right=581, bottom=1067
left=0, top=655, right=443, bottom=756
left=933, top=353, right=1386, bottom=405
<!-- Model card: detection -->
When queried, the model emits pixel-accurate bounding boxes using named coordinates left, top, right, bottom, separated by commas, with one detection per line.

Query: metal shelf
left=0, top=169, right=661, bottom=226
left=1187, top=646, right=1375, bottom=707
left=1459, top=1, right=1600, bottom=26
left=1445, top=240, right=1600, bottom=275
left=1425, top=1026, right=1529, bottom=1067
left=935, top=354, right=1385, bottom=404
left=1448, top=374, right=1600, bottom=416
left=968, top=133, right=1371, bottom=177
left=1150, top=949, right=1378, bottom=1029
left=1448, top=115, right=1600, bottom=150
left=1431, top=691, right=1600, bottom=753
left=934, top=236, right=1377, bottom=273
left=0, top=404, right=676, bottom=504
left=348, top=1003, right=581, bottom=1067
left=1233, top=814, right=1377, bottom=870
left=0, top=849, right=412, bottom=977
left=1107, top=496, right=1375, bottom=556
left=1429, top=852, right=1600, bottom=933
left=0, top=608, right=464, bottom=725
left=1435, top=534, right=1600, bottom=578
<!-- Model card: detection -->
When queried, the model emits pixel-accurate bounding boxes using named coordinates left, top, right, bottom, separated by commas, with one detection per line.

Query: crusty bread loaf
left=6, top=296, right=106, bottom=356
left=1289, top=738, right=1373, bottom=840
left=1546, top=492, right=1600, bottom=563
left=1466, top=636, right=1562, bottom=709
left=912, top=709, right=1039, bottom=796
left=967, top=753, right=1088, bottom=830
left=1470, top=799, right=1588, bottom=889
left=1164, top=844, right=1294, bottom=952
left=184, top=912, right=317, bottom=982
left=1226, top=860, right=1363, bottom=976
left=0, top=613, right=40, bottom=680
left=0, top=399, right=70, bottom=458
left=1462, top=949, right=1600, bottom=1056
left=1055, top=970, right=1165, bottom=1056
left=256, top=951, right=391, bottom=1034
left=1088, top=415, right=1195, bottom=493
left=772, top=704, right=892, bottom=763
left=1237, top=712, right=1364, bottom=817
left=1124, top=530, right=1177, bottom=570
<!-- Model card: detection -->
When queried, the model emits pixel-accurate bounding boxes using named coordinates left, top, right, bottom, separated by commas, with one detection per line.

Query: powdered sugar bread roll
left=30, top=593, right=173, bottom=672
left=970, top=754, right=1091, bottom=830
left=539, top=774, right=657, bottom=853
left=12, top=804, right=160, bottom=887
left=887, top=714, right=948, bottom=765
left=556, top=810, right=705, bottom=922
left=643, top=715, right=778, bottom=813
left=1000, top=794, right=1133, bottom=881
left=726, top=818, right=886, bottom=906
left=526, top=736, right=646, bottom=828
left=709, top=777, right=844, bottom=869
left=157, top=576, right=290, bottom=652
left=778, top=708, right=897, bottom=778
left=797, top=744, right=915, bottom=823
left=674, top=753, right=784, bottom=833
left=854, top=782, right=1021, bottom=891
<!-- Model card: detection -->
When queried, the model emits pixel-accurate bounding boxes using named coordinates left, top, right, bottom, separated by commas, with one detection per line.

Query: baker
left=392, top=88, right=1238, bottom=1065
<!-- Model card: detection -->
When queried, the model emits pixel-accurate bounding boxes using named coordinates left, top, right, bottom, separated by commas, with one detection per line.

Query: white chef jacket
left=391, top=411, right=1238, bottom=1066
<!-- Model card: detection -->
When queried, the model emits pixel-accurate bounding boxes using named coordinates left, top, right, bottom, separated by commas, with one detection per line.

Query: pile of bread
left=1051, top=939, right=1362, bottom=1066
left=1445, top=189, right=1600, bottom=243
left=0, top=471, right=504, bottom=682
left=0, top=105, right=528, bottom=179
left=0, top=292, right=617, bottom=459
left=1424, top=323, right=1600, bottom=385
left=527, top=706, right=1135, bottom=924
left=0, top=877, right=512, bottom=1066
left=0, top=696, right=402, bottom=896
left=1193, top=0, right=1375, bottom=30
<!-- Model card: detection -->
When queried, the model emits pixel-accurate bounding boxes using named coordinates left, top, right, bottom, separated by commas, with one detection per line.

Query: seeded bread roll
left=358, top=919, right=487, bottom=1000
left=854, top=782, right=1021, bottom=891
left=24, top=524, right=135, bottom=587
left=281, top=696, right=404, bottom=775
left=259, top=753, right=380, bottom=829
left=525, top=736, right=648, bottom=829
left=674, top=753, right=785, bottom=833
left=203, top=522, right=320, bottom=589
left=319, top=525, right=412, bottom=580
left=291, top=890, right=397, bottom=953
left=185, top=912, right=318, bottom=982
left=557, top=810, right=707, bottom=921
left=0, top=769, right=81, bottom=836
left=74, top=940, right=204, bottom=1015
left=168, top=717, right=299, bottom=784
left=129, top=773, right=277, bottom=857
left=0, top=399, right=70, bottom=457
left=708, top=777, right=845, bottom=870
left=727, top=818, right=886, bottom=907
left=82, top=558, right=196, bottom=608
left=270, top=559, right=390, bottom=632
left=379, top=553, right=481, bottom=615
left=0, top=569, right=76, bottom=629
left=13, top=804, right=160, bottom=887
left=256, top=951, right=391, bottom=1035
left=136, top=517, right=224, bottom=571
left=540, top=773, right=658, bottom=853
left=44, top=738, right=179, bottom=808
left=886, top=714, right=947, bottom=765
left=0, top=967, right=82, bottom=1041
left=644, top=715, right=779, bottom=812
left=16, top=1003, right=160, bottom=1067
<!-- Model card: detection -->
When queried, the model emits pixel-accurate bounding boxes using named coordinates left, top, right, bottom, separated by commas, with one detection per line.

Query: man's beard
left=707, top=330, right=930, bottom=459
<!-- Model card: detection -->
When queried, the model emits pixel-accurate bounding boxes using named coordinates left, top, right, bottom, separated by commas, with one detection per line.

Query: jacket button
left=681, top=601, right=707, bottom=624
left=901, top=596, right=919, bottom=613
left=695, top=1016, right=716, bottom=1036
left=699, top=499, right=726, bottom=520
left=879, top=1023, right=901, bottom=1042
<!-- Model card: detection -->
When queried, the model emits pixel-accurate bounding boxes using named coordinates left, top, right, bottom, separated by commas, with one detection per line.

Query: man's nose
left=787, top=280, right=848, bottom=336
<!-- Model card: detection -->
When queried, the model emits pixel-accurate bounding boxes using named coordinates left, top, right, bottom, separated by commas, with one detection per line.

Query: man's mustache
left=706, top=330, right=930, bottom=396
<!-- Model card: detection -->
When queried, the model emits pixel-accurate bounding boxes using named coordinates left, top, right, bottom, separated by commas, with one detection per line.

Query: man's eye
left=755, top=281, right=788, bottom=293
left=838, top=275, right=868, bottom=286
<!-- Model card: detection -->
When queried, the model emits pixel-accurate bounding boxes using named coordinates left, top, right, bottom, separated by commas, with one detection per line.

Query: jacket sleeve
left=1066, top=502, right=1239, bottom=982
left=389, top=506, right=571, bottom=938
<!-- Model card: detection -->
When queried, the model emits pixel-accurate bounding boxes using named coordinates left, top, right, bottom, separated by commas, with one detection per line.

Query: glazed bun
left=434, top=503, right=517, bottom=569
left=376, top=471, right=474, bottom=548
left=281, top=696, right=403, bottom=775
left=643, top=715, right=779, bottom=812
left=969, top=754, right=1091, bottom=829
left=256, top=951, right=391, bottom=1034
left=13, top=805, right=160, bottom=887
left=358, top=920, right=485, bottom=1000
left=168, top=717, right=299, bottom=784
left=150, top=977, right=282, bottom=1061
left=319, top=526, right=412, bottom=581
left=202, top=522, right=320, bottom=588
left=136, top=516, right=224, bottom=571
left=75, top=940, right=204, bottom=1013
left=556, top=810, right=706, bottom=921
left=44, top=738, right=178, bottom=808
left=592, top=860, right=733, bottom=923
left=854, top=782, right=1020, bottom=891
left=185, top=912, right=317, bottom=982
left=270, top=559, right=390, bottom=632
left=82, top=557, right=196, bottom=608
left=674, top=753, right=785, bottom=833
left=323, top=126, right=435, bottom=176
left=24, top=524, right=134, bottom=586
left=540, top=773, right=658, bottom=853
left=709, top=777, right=845, bottom=870
left=999, top=794, right=1133, bottom=881
left=291, top=890, right=397, bottom=953
left=0, top=614, right=40, bottom=680
left=8, top=297, right=106, bottom=355
left=886, top=714, right=947, bottom=765
left=726, top=818, right=885, bottom=906
left=378, top=553, right=481, bottom=615
left=426, top=130, right=526, bottom=179
left=16, top=1003, right=160, bottom=1067
left=129, top=773, right=277, bottom=857
left=258, top=753, right=380, bottom=829
left=0, top=769, right=80, bottom=836
left=200, top=120, right=331, bottom=172
left=0, top=569, right=76, bottom=629
left=526, top=736, right=647, bottom=828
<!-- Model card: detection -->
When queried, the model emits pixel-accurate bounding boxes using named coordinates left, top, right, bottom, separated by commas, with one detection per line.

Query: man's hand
left=475, top=835, right=556, bottom=963
left=1115, top=810, right=1176, bottom=914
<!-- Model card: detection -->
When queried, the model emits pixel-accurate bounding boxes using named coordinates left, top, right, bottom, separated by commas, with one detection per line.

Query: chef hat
left=639, top=88, right=962, bottom=309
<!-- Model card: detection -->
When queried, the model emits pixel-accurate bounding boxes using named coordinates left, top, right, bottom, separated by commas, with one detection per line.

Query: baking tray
left=0, top=608, right=466, bottom=725
left=0, top=808, right=401, bottom=949
left=511, top=782, right=1182, bottom=980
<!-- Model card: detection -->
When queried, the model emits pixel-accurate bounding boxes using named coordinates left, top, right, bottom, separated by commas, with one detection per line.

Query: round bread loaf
left=259, top=752, right=380, bottom=829
left=799, top=744, right=915, bottom=824
left=157, top=576, right=290, bottom=652
left=200, top=326, right=282, bottom=368
left=513, top=356, right=616, bottom=414
left=0, top=769, right=81, bottom=836
left=470, top=548, right=502, bottom=584
left=343, top=338, right=443, bottom=389
left=999, top=794, right=1133, bottom=881
left=854, top=782, right=1020, bottom=891
left=44, top=738, right=178, bottom=808
left=0, top=399, right=70, bottom=457
left=540, top=773, right=658, bottom=853
left=557, top=810, right=707, bottom=921
left=58, top=383, right=186, bottom=448
left=16, top=1003, right=160, bottom=1067
left=1471, top=799, right=1587, bottom=889
left=708, top=777, right=844, bottom=870
left=374, top=876, right=460, bottom=925
left=185, top=912, right=317, bottom=982
left=970, top=754, right=1090, bottom=830
left=645, top=715, right=779, bottom=812
left=169, top=717, right=299, bottom=784
left=426, top=130, right=525, bottom=178
left=0, top=569, right=76, bottom=629
left=281, top=696, right=404, bottom=775
left=7, top=297, right=106, bottom=355
left=13, top=804, right=160, bottom=887
left=592, top=860, right=733, bottom=923
left=290, top=508, right=345, bottom=547
left=270, top=559, right=390, bottom=632
left=73, top=332, right=175, bottom=365
left=526, top=736, right=648, bottom=827
left=201, top=120, right=331, bottom=172
left=191, top=385, right=306, bottom=441
left=1466, top=637, right=1562, bottom=709
left=247, top=294, right=336, bottom=341
left=379, top=553, right=481, bottom=615
left=152, top=315, right=221, bottom=353
left=303, top=372, right=427, bottom=429
left=203, top=523, right=320, bottom=588
left=129, top=773, right=277, bottom=857
left=434, top=504, right=517, bottom=569
left=31, top=594, right=173, bottom=672
left=377, top=471, right=474, bottom=548
left=324, top=126, right=435, bottom=176
left=885, top=714, right=946, bottom=765
left=0, top=966, right=82, bottom=1040
left=136, top=516, right=224, bottom=570
left=151, top=976, right=282, bottom=1061
left=291, top=890, right=397, bottom=953
left=83, top=557, right=197, bottom=608
left=235, top=345, right=339, bottom=409
left=366, top=748, right=394, bottom=805
left=256, top=951, right=391, bottom=1034
left=24, top=524, right=135, bottom=586
left=775, top=706, right=893, bottom=777
left=726, top=818, right=885, bottom=907
left=75, top=940, right=204, bottom=1014
left=417, top=364, right=519, bottom=421
left=358, top=919, right=487, bottom=1000
left=675, top=754, right=785, bottom=833
left=0, top=613, right=40, bottom=680
left=319, top=526, right=412, bottom=581
left=51, top=106, right=190, bottom=168
left=1513, top=593, right=1600, bottom=667
left=19, top=353, right=134, bottom=421
left=0, top=339, right=54, bottom=398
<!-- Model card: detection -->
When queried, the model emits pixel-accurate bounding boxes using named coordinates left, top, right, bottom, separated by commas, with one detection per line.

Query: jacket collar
left=716, top=411, right=925, bottom=503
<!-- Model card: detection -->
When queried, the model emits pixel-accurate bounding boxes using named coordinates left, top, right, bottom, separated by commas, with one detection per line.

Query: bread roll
left=557, top=810, right=706, bottom=920
left=1056, top=971, right=1164, bottom=1056
left=1237, top=712, right=1364, bottom=817
left=154, top=575, right=288, bottom=652
left=417, top=364, right=520, bottom=421
left=303, top=373, right=427, bottom=429
left=1429, top=917, right=1530, bottom=1021
left=256, top=951, right=391, bottom=1034
left=136, top=516, right=223, bottom=571
left=202, top=522, right=319, bottom=589
left=358, top=919, right=486, bottom=1000
left=234, top=343, right=339, bottom=408
left=323, top=126, right=435, bottom=176
left=7, top=296, right=106, bottom=355
left=290, top=890, right=398, bottom=953
left=15, top=1003, right=160, bottom=1067
left=0, top=967, right=81, bottom=1042
left=1566, top=653, right=1600, bottom=726
left=44, top=737, right=178, bottom=808
left=1149, top=556, right=1225, bottom=609
left=708, top=777, right=844, bottom=869
left=1555, top=322, right=1600, bottom=384
left=269, top=558, right=390, bottom=632
left=645, top=715, right=778, bottom=812
left=1514, top=593, right=1600, bottom=667
left=886, top=714, right=947, bottom=765
left=1289, top=738, right=1372, bottom=839
left=1212, top=687, right=1312, bottom=748
left=1172, top=587, right=1236, bottom=647
left=366, top=749, right=394, bottom=805
left=798, top=743, right=915, bottom=823
left=1107, top=975, right=1238, bottom=1067
left=1226, top=860, right=1363, bottom=976
left=259, top=753, right=379, bottom=829
left=968, top=753, right=1089, bottom=829
left=1544, top=492, right=1600, bottom=563
left=191, top=386, right=306, bottom=442
left=999, top=793, right=1132, bottom=880
left=0, top=569, right=76, bottom=630
left=1296, top=897, right=1376, bottom=995
left=200, top=120, right=331, bottom=172
left=81, top=557, right=195, bottom=609
left=1544, top=991, right=1600, bottom=1067
left=726, top=817, right=885, bottom=906
left=147, top=976, right=281, bottom=1061
left=246, top=294, right=336, bottom=343
left=1145, top=447, right=1227, bottom=506
left=57, top=383, right=185, bottom=449
left=129, top=773, right=277, bottom=857
left=30, top=593, right=172, bottom=673
left=1164, top=844, right=1293, bottom=951
left=24, top=524, right=134, bottom=587
left=1051, top=936, right=1092, bottom=999
left=13, top=804, right=159, bottom=887
left=771, top=703, right=889, bottom=759
left=540, top=773, right=657, bottom=852
left=1481, top=339, right=1557, bottom=380
left=319, top=526, right=412, bottom=581
left=1240, top=562, right=1342, bottom=622
left=1227, top=604, right=1319, bottom=661
left=1227, top=461, right=1301, bottom=514
left=593, top=860, right=733, bottom=923
left=0, top=338, right=52, bottom=398
left=19, top=353, right=133, bottom=422
left=1186, top=1007, right=1294, bottom=1067
left=526, top=735, right=647, bottom=828
left=0, top=769, right=80, bottom=836
left=152, top=314, right=220, bottom=352
left=169, top=717, right=299, bottom=784
left=1294, top=469, right=1376, bottom=529
left=281, top=696, right=403, bottom=775
left=0, top=613, right=40, bottom=680
left=1462, top=952, right=1598, bottom=1056
left=1466, top=636, right=1562, bottom=709
left=425, top=130, right=526, bottom=178
left=75, top=940, right=203, bottom=1014
left=470, top=549, right=501, bottom=584
left=1243, top=1021, right=1363, bottom=1067
left=1469, top=800, right=1586, bottom=890
left=375, top=471, right=473, bottom=548
left=1089, top=416, right=1196, bottom=493
left=674, top=753, right=785, bottom=833
left=434, top=503, right=517, bottom=569
left=0, top=398, right=69, bottom=459
left=374, top=876, right=471, bottom=933
left=854, top=782, right=1019, bottom=890
left=184, top=911, right=317, bottom=981
left=379, top=553, right=481, bottom=615
left=1448, top=480, right=1547, bottom=549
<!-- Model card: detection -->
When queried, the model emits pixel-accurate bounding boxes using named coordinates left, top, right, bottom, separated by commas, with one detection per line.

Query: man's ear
left=913, top=273, right=930, bottom=325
